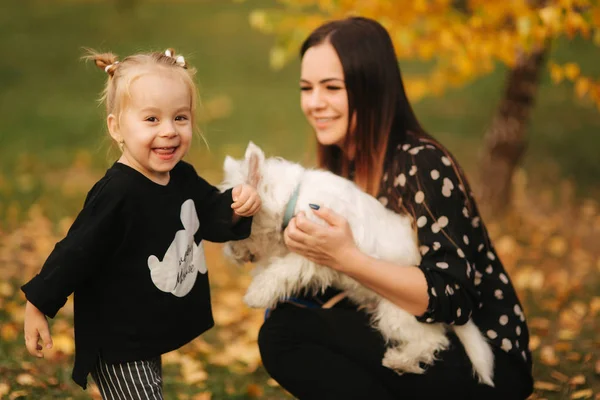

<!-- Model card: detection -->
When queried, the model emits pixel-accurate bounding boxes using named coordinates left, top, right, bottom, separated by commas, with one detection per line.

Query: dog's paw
left=382, top=348, right=427, bottom=375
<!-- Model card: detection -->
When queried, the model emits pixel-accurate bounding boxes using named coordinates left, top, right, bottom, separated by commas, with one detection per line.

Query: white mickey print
left=487, top=251, right=496, bottom=261
left=457, top=308, right=462, bottom=318
left=402, top=144, right=411, bottom=151
left=431, top=169, right=440, bottom=180
left=431, top=287, right=437, bottom=297
left=417, top=215, right=428, bottom=227
left=486, top=265, right=493, bottom=274
left=494, top=289, right=503, bottom=299
left=501, top=338, right=513, bottom=351
left=463, top=235, right=469, bottom=245
left=431, top=223, right=441, bottom=233
left=462, top=207, right=470, bottom=218
left=433, top=242, right=441, bottom=250
left=499, top=315, right=509, bottom=325
left=457, top=248, right=465, bottom=258
left=499, top=273, right=509, bottom=284
left=487, top=330, right=498, bottom=339
left=409, top=165, right=418, bottom=176
left=471, top=217, right=480, bottom=228
left=419, top=245, right=430, bottom=255
left=516, top=326, right=522, bottom=336
left=445, top=285, right=454, bottom=295
left=147, top=199, right=207, bottom=298
left=441, top=156, right=452, bottom=166
left=474, top=271, right=482, bottom=286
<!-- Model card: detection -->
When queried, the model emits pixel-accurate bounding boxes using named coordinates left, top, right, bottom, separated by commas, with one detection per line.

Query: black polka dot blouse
left=378, top=132, right=532, bottom=372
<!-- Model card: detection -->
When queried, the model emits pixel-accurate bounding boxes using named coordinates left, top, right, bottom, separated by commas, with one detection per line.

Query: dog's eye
left=248, top=254, right=256, bottom=262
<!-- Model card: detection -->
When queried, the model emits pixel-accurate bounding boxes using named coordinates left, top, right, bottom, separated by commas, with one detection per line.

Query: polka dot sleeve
left=396, top=144, right=480, bottom=325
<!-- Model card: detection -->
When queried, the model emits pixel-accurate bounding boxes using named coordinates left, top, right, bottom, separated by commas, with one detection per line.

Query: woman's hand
left=24, top=301, right=53, bottom=358
left=284, top=205, right=358, bottom=271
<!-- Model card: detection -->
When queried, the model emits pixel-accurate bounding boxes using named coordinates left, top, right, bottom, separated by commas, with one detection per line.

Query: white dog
left=221, top=142, right=494, bottom=386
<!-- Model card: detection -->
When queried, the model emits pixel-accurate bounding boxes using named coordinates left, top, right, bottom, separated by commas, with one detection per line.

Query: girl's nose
left=161, top=121, right=178, bottom=137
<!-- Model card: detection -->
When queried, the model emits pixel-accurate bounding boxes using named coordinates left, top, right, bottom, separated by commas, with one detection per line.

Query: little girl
left=22, top=48, right=261, bottom=399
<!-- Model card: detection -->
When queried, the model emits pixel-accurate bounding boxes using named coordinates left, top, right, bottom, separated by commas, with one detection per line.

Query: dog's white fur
left=221, top=142, right=494, bottom=386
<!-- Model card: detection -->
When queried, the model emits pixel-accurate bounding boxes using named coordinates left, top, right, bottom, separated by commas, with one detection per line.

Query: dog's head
left=221, top=141, right=304, bottom=265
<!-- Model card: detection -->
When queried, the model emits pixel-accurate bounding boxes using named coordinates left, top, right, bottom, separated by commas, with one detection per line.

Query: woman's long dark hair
left=300, top=17, right=426, bottom=196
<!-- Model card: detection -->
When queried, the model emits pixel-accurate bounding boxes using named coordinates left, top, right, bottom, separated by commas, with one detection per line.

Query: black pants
left=259, top=302, right=533, bottom=400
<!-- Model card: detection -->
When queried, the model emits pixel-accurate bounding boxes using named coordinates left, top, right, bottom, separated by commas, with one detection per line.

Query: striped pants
left=91, top=355, right=163, bottom=400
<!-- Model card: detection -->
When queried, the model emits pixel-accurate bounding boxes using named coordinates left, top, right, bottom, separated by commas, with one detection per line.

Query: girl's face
left=108, top=70, right=193, bottom=185
left=300, top=43, right=349, bottom=148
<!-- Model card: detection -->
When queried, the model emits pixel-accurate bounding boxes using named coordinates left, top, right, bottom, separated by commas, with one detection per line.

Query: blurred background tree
left=247, top=0, right=600, bottom=215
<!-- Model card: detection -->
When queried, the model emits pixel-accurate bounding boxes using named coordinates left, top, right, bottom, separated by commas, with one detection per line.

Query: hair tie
left=104, top=61, right=119, bottom=74
left=175, top=55, right=186, bottom=67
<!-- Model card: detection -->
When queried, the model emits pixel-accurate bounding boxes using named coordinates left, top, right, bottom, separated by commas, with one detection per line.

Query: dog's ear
left=245, top=142, right=264, bottom=188
left=223, top=155, right=241, bottom=178
left=244, top=141, right=265, bottom=164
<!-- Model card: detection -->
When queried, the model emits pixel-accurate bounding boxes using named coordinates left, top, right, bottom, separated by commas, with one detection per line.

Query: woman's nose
left=308, top=89, right=326, bottom=109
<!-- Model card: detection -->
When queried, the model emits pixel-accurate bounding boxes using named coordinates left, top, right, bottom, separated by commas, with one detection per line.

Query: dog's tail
left=453, top=320, right=495, bottom=387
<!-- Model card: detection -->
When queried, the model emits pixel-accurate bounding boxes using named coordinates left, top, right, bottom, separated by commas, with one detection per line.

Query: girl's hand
left=284, top=205, right=358, bottom=271
left=24, top=301, right=53, bottom=358
left=231, top=184, right=262, bottom=217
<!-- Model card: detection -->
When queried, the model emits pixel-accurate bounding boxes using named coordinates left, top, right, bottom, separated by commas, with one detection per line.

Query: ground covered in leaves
left=0, top=168, right=598, bottom=399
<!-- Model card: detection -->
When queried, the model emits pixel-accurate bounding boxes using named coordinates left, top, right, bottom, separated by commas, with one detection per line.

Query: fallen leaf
left=16, top=373, right=35, bottom=386
left=540, top=346, right=560, bottom=366
left=534, top=381, right=561, bottom=391
left=595, top=359, right=600, bottom=375
left=550, top=370, right=569, bottom=383
left=569, top=375, right=586, bottom=386
left=247, top=383, right=264, bottom=398
left=9, top=390, right=28, bottom=400
left=529, top=335, right=541, bottom=351
left=0, top=383, right=9, bottom=397
left=192, top=393, right=212, bottom=400
left=571, top=389, right=593, bottom=399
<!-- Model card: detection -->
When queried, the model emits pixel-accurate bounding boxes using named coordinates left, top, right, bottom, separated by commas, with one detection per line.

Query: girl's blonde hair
left=83, top=48, right=198, bottom=124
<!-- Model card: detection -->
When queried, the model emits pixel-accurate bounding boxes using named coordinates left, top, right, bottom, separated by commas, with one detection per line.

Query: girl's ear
left=107, top=114, right=121, bottom=142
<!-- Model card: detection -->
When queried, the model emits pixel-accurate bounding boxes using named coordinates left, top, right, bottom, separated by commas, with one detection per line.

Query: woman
left=258, top=17, right=534, bottom=400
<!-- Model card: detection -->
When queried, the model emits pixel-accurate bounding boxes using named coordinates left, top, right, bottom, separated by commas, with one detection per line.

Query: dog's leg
left=374, top=300, right=449, bottom=374
left=244, top=253, right=325, bottom=308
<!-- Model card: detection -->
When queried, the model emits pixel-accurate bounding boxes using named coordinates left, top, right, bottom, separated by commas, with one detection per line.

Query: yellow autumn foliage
left=251, top=0, right=600, bottom=108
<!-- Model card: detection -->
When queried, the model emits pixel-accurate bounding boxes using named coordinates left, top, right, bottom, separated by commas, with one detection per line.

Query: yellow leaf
left=569, top=375, right=586, bottom=386
left=0, top=383, right=9, bottom=397
left=547, top=236, right=567, bottom=257
left=16, top=373, right=36, bottom=386
left=575, top=77, right=591, bottom=99
left=52, top=334, right=75, bottom=356
left=247, top=383, right=264, bottom=398
left=550, top=63, right=564, bottom=84
left=0, top=281, right=14, bottom=298
left=534, top=381, right=561, bottom=391
left=571, top=389, right=593, bottom=399
left=1, top=323, right=18, bottom=342
left=192, top=393, right=212, bottom=400
left=529, top=335, right=541, bottom=351
left=550, top=370, right=569, bottom=382
left=540, top=346, right=560, bottom=366
left=564, top=63, right=580, bottom=81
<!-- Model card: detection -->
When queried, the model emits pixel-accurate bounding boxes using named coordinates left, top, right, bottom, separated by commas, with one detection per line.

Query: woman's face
left=300, top=42, right=349, bottom=147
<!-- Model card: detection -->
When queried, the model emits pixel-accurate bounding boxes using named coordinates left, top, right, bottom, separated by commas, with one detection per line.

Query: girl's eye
left=175, top=115, right=189, bottom=121
left=300, top=87, right=311, bottom=91
left=145, top=117, right=158, bottom=122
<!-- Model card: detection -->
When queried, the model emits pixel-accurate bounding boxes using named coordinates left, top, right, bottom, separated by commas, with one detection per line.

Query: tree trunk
left=476, top=45, right=547, bottom=217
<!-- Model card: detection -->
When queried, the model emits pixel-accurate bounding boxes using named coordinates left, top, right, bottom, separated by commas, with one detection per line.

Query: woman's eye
left=327, top=86, right=342, bottom=91
left=300, top=87, right=311, bottom=91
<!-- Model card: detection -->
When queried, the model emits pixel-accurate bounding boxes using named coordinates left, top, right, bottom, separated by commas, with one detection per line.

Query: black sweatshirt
left=21, top=161, right=252, bottom=388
